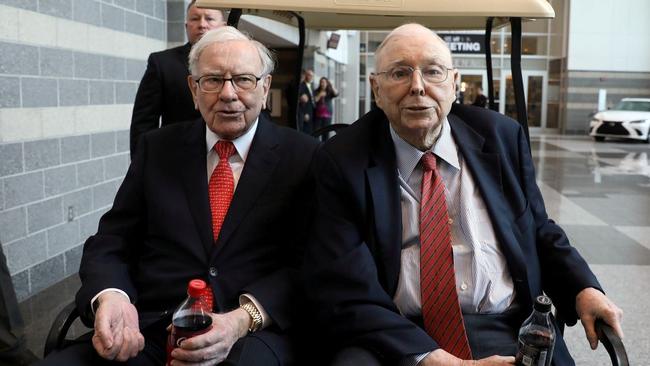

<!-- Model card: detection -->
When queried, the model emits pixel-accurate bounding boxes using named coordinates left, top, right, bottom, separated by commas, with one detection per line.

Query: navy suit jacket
left=304, top=104, right=600, bottom=364
left=130, top=43, right=202, bottom=155
left=78, top=115, right=318, bottom=351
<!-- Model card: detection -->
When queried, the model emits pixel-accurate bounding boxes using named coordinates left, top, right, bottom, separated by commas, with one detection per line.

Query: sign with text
left=439, top=34, right=485, bottom=54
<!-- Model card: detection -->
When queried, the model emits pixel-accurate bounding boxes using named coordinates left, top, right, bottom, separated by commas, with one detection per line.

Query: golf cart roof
left=195, top=0, right=555, bottom=30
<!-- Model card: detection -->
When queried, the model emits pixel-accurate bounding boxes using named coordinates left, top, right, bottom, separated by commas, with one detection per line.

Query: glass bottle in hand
left=515, top=295, right=556, bottom=366
left=166, top=279, right=213, bottom=366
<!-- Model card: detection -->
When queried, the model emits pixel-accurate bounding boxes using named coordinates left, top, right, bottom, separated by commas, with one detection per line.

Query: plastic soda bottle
left=165, top=279, right=213, bottom=366
left=515, top=295, right=556, bottom=366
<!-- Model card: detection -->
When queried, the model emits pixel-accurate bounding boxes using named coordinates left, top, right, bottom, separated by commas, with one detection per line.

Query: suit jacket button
left=209, top=267, right=218, bottom=277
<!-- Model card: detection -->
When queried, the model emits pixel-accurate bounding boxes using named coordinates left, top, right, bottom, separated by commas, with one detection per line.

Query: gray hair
left=188, top=26, right=275, bottom=76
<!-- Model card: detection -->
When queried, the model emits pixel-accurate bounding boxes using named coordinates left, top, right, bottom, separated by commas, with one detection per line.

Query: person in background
left=304, top=23, right=622, bottom=366
left=313, top=77, right=339, bottom=133
left=37, top=26, right=318, bottom=366
left=0, top=243, right=38, bottom=366
left=297, top=69, right=315, bottom=135
left=129, top=1, right=225, bottom=155
left=472, top=85, right=487, bottom=108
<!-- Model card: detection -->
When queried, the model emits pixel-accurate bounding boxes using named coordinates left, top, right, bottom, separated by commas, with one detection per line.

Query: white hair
left=188, top=26, right=275, bottom=76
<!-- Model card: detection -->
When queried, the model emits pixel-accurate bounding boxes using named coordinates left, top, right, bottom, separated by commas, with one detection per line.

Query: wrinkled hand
left=170, top=308, right=250, bottom=366
left=92, top=291, right=144, bottom=361
left=422, top=349, right=515, bottom=365
left=576, top=287, right=623, bottom=349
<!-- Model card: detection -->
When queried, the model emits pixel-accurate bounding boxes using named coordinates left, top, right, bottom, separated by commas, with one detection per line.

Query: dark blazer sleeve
left=75, top=135, right=149, bottom=325
left=130, top=53, right=163, bottom=156
left=304, top=147, right=436, bottom=363
left=513, top=125, right=600, bottom=325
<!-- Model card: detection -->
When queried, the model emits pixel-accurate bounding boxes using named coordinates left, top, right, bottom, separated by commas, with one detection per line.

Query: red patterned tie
left=209, top=141, right=236, bottom=242
left=419, top=152, right=472, bottom=360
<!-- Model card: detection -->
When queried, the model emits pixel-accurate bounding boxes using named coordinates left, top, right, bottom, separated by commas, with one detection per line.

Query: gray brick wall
left=0, top=132, right=130, bottom=301
left=0, top=0, right=185, bottom=302
left=0, top=41, right=149, bottom=109
left=1, top=0, right=168, bottom=39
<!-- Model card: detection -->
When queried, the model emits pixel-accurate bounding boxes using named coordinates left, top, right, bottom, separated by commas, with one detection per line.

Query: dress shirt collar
left=205, top=118, right=259, bottom=162
left=389, top=117, right=460, bottom=181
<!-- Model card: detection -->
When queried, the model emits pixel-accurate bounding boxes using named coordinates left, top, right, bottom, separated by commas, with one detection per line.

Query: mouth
left=404, top=106, right=433, bottom=112
left=216, top=109, right=245, bottom=117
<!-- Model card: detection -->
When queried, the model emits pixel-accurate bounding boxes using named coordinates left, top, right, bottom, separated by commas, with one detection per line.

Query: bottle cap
left=534, top=295, right=552, bottom=313
left=187, top=279, right=207, bottom=298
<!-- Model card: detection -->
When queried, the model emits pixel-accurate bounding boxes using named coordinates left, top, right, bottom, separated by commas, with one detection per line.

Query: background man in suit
left=129, top=1, right=225, bottom=155
left=304, top=24, right=623, bottom=366
left=472, top=85, right=487, bottom=108
left=297, top=69, right=315, bottom=135
left=38, top=26, right=318, bottom=366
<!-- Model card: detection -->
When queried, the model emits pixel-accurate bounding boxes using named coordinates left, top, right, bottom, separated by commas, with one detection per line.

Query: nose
left=199, top=17, right=208, bottom=28
left=409, top=69, right=425, bottom=96
left=219, top=79, right=238, bottom=101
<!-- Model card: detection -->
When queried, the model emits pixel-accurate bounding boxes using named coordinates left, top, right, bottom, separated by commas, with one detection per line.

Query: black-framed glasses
left=374, top=65, right=454, bottom=84
left=194, top=74, right=263, bottom=93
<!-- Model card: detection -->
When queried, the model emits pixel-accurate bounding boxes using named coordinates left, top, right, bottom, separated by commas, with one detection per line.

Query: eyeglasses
left=194, top=74, right=263, bottom=93
left=374, top=65, right=454, bottom=84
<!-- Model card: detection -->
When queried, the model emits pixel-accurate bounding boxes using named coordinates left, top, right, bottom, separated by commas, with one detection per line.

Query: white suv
left=589, top=98, right=650, bottom=142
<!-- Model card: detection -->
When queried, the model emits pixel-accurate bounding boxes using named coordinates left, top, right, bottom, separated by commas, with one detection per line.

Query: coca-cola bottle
left=515, top=295, right=556, bottom=366
left=166, top=279, right=213, bottom=366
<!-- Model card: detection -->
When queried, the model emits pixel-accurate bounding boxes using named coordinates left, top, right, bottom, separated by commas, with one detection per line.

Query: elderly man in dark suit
left=304, top=23, right=623, bottom=366
left=129, top=1, right=225, bottom=155
left=38, top=26, right=318, bottom=366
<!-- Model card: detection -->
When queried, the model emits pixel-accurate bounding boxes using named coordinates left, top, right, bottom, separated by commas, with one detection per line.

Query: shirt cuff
left=400, top=352, right=431, bottom=366
left=238, top=294, right=272, bottom=329
left=91, top=288, right=130, bottom=315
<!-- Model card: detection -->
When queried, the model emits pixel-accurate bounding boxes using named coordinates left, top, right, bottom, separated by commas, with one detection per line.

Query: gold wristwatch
left=240, top=302, right=263, bottom=333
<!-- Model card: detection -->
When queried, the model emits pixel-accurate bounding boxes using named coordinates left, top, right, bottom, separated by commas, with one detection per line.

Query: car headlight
left=629, top=119, right=647, bottom=124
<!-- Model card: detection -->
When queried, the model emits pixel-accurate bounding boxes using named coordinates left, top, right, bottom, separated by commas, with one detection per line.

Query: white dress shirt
left=390, top=119, right=515, bottom=318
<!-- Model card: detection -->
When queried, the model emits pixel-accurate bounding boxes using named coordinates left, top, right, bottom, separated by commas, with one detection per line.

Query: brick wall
left=0, top=0, right=187, bottom=301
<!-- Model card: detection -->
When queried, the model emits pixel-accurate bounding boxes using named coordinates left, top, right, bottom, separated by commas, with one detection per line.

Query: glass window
left=504, top=36, right=547, bottom=56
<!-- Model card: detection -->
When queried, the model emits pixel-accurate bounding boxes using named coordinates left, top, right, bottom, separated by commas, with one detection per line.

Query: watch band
left=240, top=302, right=263, bottom=333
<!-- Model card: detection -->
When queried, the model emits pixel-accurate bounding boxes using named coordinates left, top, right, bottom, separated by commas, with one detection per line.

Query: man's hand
left=92, top=291, right=145, bottom=361
left=421, top=349, right=515, bottom=365
left=576, top=287, right=624, bottom=350
left=170, top=308, right=250, bottom=366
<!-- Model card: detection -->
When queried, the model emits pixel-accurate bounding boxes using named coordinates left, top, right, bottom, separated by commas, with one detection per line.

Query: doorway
left=457, top=70, right=487, bottom=107
left=501, top=71, right=548, bottom=131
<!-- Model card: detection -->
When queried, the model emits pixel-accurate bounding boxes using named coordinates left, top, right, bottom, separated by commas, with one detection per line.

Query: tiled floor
left=19, top=134, right=650, bottom=364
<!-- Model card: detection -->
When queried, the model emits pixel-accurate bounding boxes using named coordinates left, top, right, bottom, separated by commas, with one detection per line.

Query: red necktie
left=209, top=141, right=236, bottom=243
left=419, top=152, right=472, bottom=360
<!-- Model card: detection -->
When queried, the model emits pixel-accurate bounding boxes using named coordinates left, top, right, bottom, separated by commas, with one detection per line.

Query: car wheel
left=594, top=136, right=605, bottom=142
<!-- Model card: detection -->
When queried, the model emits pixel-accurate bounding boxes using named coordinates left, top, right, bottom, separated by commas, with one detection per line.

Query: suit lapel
left=365, top=115, right=402, bottom=296
left=449, top=114, right=528, bottom=284
left=179, top=119, right=214, bottom=257
left=211, top=116, right=281, bottom=259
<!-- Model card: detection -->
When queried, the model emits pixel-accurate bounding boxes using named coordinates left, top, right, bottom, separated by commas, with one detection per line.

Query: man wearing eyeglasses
left=304, top=23, right=622, bottom=366
left=39, top=27, right=318, bottom=366
left=129, top=1, right=225, bottom=156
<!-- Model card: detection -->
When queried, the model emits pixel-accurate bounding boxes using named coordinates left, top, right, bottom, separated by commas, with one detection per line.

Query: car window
left=614, top=101, right=650, bottom=111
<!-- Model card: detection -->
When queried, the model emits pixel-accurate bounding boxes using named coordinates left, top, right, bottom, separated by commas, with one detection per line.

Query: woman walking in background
left=314, top=77, right=339, bottom=133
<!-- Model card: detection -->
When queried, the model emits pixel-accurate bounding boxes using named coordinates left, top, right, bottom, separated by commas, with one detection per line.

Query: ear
left=261, top=74, right=272, bottom=99
left=369, top=74, right=380, bottom=102
left=187, top=75, right=199, bottom=109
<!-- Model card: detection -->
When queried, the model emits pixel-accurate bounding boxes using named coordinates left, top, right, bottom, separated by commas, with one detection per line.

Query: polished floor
left=19, top=134, right=650, bottom=364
